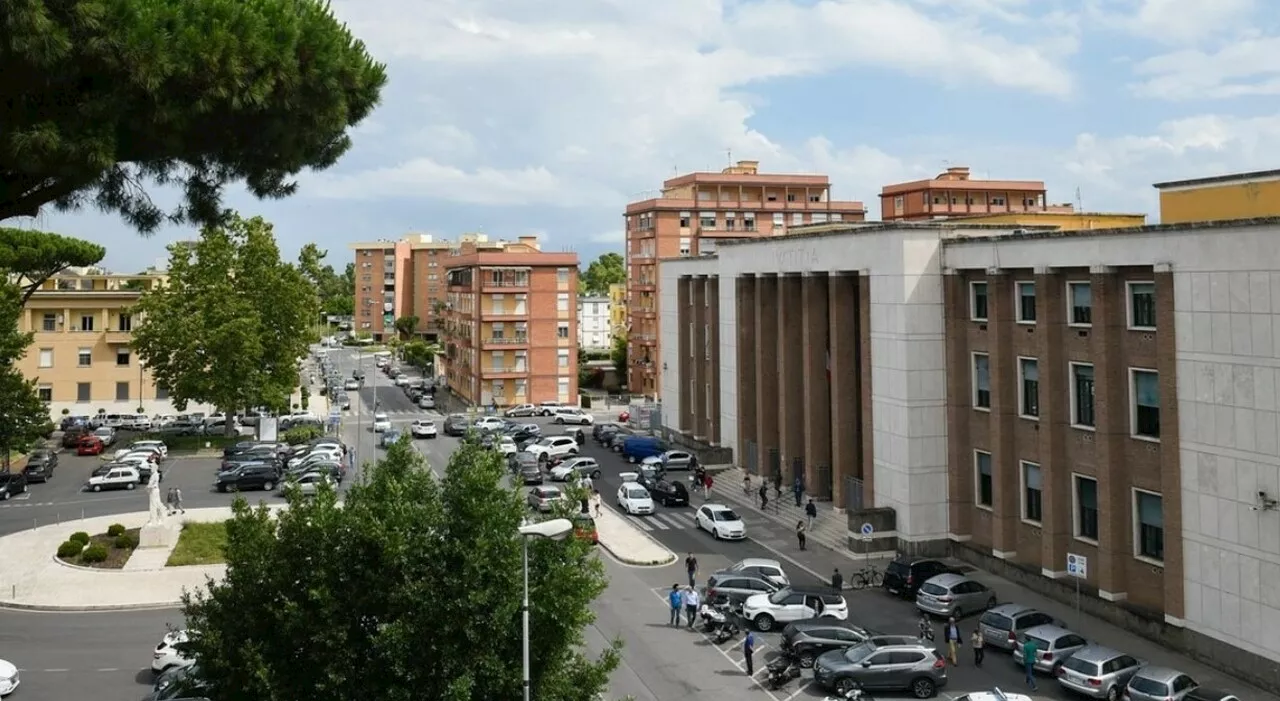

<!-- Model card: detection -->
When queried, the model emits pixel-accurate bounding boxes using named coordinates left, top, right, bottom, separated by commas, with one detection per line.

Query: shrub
left=106, top=523, right=126, bottom=537
left=114, top=533, right=139, bottom=549
left=283, top=425, right=323, bottom=444
left=70, top=531, right=91, bottom=545
left=80, top=544, right=109, bottom=563
left=61, top=408, right=70, bottom=415
left=57, top=540, right=84, bottom=558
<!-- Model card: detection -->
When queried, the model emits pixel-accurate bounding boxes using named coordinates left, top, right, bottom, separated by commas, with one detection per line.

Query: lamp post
left=517, top=518, right=574, bottom=701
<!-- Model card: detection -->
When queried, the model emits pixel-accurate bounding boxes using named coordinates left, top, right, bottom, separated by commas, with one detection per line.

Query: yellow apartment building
left=1154, top=169, right=1280, bottom=224
left=608, top=282, right=627, bottom=339
left=945, top=210, right=1147, bottom=230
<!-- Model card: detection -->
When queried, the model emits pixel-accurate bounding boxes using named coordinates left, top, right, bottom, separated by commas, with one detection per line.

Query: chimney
left=939, top=166, right=971, bottom=181
left=518, top=235, right=541, bottom=250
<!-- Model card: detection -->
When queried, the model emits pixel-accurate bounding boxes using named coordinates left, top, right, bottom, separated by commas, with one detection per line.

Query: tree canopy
left=402, top=339, right=440, bottom=373
left=180, top=435, right=619, bottom=701
left=0, top=0, right=387, bottom=232
left=130, top=214, right=318, bottom=431
left=298, top=243, right=354, bottom=317
left=580, top=252, right=624, bottom=296
left=393, top=315, right=419, bottom=339
left=0, top=283, right=54, bottom=470
left=0, top=228, right=105, bottom=304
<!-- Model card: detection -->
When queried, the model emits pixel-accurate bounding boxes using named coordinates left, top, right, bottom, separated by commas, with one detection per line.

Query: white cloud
left=1130, top=36, right=1280, bottom=99
left=1091, top=0, right=1257, bottom=43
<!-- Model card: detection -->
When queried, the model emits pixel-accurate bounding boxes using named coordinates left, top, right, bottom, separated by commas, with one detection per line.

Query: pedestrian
left=667, top=584, right=682, bottom=626
left=792, top=475, right=804, bottom=507
left=685, top=552, right=699, bottom=588
left=172, top=487, right=184, bottom=514
left=971, top=628, right=985, bottom=667
left=703, top=473, right=713, bottom=499
left=164, top=487, right=176, bottom=515
left=591, top=489, right=602, bottom=517
left=743, top=630, right=756, bottom=676
left=758, top=483, right=769, bottom=510
left=796, top=520, right=807, bottom=551
left=772, top=471, right=782, bottom=501
left=684, top=585, right=701, bottom=628
left=805, top=498, right=817, bottom=528
left=943, top=617, right=961, bottom=666
left=1022, top=636, right=1039, bottom=690
left=743, top=472, right=752, bottom=494
left=831, top=568, right=844, bottom=591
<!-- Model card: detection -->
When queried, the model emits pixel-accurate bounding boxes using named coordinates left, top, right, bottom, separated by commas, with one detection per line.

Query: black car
left=882, top=557, right=959, bottom=598
left=515, top=453, right=543, bottom=485
left=0, top=471, right=28, bottom=500
left=215, top=464, right=281, bottom=492
left=592, top=423, right=617, bottom=442
left=22, top=448, right=58, bottom=483
left=645, top=478, right=688, bottom=506
left=781, top=619, right=874, bottom=668
left=443, top=414, right=470, bottom=437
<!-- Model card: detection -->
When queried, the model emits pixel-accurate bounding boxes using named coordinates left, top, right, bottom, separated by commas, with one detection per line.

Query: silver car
left=1056, top=645, right=1143, bottom=701
left=1011, top=624, right=1088, bottom=673
left=978, top=603, right=1056, bottom=650
left=1126, top=667, right=1199, bottom=701
left=914, top=573, right=997, bottom=619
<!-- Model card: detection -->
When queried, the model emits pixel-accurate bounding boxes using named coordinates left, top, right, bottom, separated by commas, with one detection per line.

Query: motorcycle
left=765, top=654, right=802, bottom=690
left=824, top=682, right=872, bottom=701
left=698, top=602, right=740, bottom=643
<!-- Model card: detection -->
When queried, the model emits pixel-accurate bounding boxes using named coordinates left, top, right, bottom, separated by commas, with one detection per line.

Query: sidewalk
left=596, top=506, right=677, bottom=567
left=709, top=465, right=860, bottom=564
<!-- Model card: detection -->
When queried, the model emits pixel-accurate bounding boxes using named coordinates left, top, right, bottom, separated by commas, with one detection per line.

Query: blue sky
left=12, top=0, right=1280, bottom=272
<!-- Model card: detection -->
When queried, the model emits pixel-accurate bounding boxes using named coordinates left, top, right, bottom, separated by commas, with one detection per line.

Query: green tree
left=130, top=214, right=319, bottom=434
left=0, top=284, right=54, bottom=471
left=0, top=229, right=105, bottom=305
left=0, top=0, right=387, bottom=232
left=401, top=340, right=440, bottom=373
left=180, top=435, right=619, bottom=701
left=610, top=335, right=627, bottom=380
left=393, top=315, right=419, bottom=340
left=580, top=253, right=624, bottom=296
left=297, top=243, right=354, bottom=318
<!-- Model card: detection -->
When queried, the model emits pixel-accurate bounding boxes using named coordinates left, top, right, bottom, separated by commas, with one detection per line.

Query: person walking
left=943, top=617, right=961, bottom=666
left=743, top=472, right=752, bottom=495
left=831, top=568, right=844, bottom=591
left=591, top=489, right=602, bottom=518
left=1022, top=636, right=1039, bottom=690
left=164, top=487, right=176, bottom=515
left=743, top=631, right=756, bottom=676
left=758, top=483, right=769, bottom=510
left=772, top=471, right=783, bottom=501
left=805, top=498, right=817, bottom=528
left=685, top=553, right=699, bottom=588
left=684, top=586, right=701, bottom=628
left=703, top=473, right=714, bottom=499
left=795, top=520, right=807, bottom=551
left=172, top=487, right=185, bottom=514
left=971, top=628, right=985, bottom=667
left=668, top=584, right=682, bottom=626
left=792, top=475, right=804, bottom=507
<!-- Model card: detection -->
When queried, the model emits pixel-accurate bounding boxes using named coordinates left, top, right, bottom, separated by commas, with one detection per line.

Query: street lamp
left=517, top=518, right=574, bottom=701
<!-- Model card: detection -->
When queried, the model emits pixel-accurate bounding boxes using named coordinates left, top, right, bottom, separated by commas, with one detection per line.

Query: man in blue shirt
left=743, top=631, right=756, bottom=676
left=667, top=584, right=681, bottom=626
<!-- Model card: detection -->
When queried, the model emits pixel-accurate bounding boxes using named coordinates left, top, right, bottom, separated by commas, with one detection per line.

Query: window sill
left=1071, top=424, right=1096, bottom=432
left=1067, top=323, right=1093, bottom=329
left=1127, top=326, right=1157, bottom=333
left=1015, top=320, right=1036, bottom=326
left=976, top=503, right=994, bottom=512
left=1073, top=535, right=1099, bottom=547
left=1021, top=518, right=1042, bottom=528
left=1130, top=433, right=1161, bottom=444
left=974, top=406, right=991, bottom=413
left=1134, top=554, right=1164, bottom=568
left=971, top=317, right=989, bottom=323
left=1019, top=414, right=1040, bottom=422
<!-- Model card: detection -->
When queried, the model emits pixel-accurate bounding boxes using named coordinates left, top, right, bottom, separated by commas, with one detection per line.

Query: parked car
left=215, top=464, right=280, bottom=493
left=592, top=423, right=619, bottom=442
left=417, top=394, right=435, bottom=410
left=812, top=635, right=948, bottom=698
left=524, top=436, right=579, bottom=463
left=92, top=426, right=117, bottom=446
left=151, top=629, right=194, bottom=675
left=410, top=419, right=438, bottom=438
left=641, top=449, right=696, bottom=471
left=22, top=449, right=58, bottom=483
left=622, top=436, right=668, bottom=463
left=705, top=572, right=780, bottom=607
left=978, top=603, right=1055, bottom=650
left=76, top=435, right=106, bottom=456
left=644, top=477, right=689, bottom=506
left=883, top=557, right=959, bottom=599
left=713, top=558, right=790, bottom=587
left=505, top=403, right=538, bottom=417
left=279, top=471, right=331, bottom=497
left=1055, top=645, right=1143, bottom=700
left=86, top=465, right=141, bottom=492
left=527, top=486, right=563, bottom=512
left=572, top=513, right=598, bottom=545
left=474, top=416, right=505, bottom=432
left=517, top=454, right=544, bottom=485
left=1185, top=688, right=1241, bottom=701
left=616, top=483, right=654, bottom=515
left=695, top=503, right=745, bottom=540
left=156, top=419, right=205, bottom=436
left=780, top=619, right=874, bottom=668
left=62, top=426, right=91, bottom=448
left=915, top=573, right=997, bottom=619
left=443, top=414, right=470, bottom=437
left=550, top=456, right=602, bottom=482
left=1125, top=667, right=1199, bottom=701
left=553, top=407, right=593, bottom=425
left=536, top=401, right=566, bottom=416
left=0, top=472, right=28, bottom=500
left=1011, top=624, right=1088, bottom=674
left=742, top=587, right=849, bottom=631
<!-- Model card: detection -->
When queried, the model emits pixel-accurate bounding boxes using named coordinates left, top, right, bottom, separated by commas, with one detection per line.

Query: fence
left=844, top=476, right=865, bottom=511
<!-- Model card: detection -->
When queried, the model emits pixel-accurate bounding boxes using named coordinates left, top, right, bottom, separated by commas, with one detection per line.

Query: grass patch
left=166, top=521, right=228, bottom=567
left=55, top=528, right=140, bottom=569
left=130, top=434, right=244, bottom=453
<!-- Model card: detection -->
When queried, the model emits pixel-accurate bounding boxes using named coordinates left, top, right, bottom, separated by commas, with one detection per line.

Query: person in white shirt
left=684, top=586, right=701, bottom=628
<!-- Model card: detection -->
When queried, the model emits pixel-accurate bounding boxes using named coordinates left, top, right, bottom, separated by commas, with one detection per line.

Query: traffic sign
left=859, top=522, right=875, bottom=540
left=1066, top=553, right=1088, bottom=578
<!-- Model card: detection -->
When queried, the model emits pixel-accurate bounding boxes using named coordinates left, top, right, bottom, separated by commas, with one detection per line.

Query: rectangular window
left=491, top=323, right=505, bottom=340
left=679, top=237, right=692, bottom=256
left=970, top=281, right=988, bottom=321
left=118, top=313, right=133, bottom=332
left=78, top=348, right=92, bottom=367
left=80, top=314, right=95, bottom=332
left=557, top=377, right=570, bottom=401
left=557, top=322, right=569, bottom=338
left=1019, top=357, right=1039, bottom=418
left=556, top=268, right=570, bottom=284
left=37, top=385, right=53, bottom=402
left=41, top=313, right=56, bottom=332
left=1132, top=369, right=1160, bottom=439
left=893, top=195, right=904, bottom=210
left=679, top=211, right=691, bottom=227
left=116, top=349, right=130, bottom=367
left=491, top=351, right=504, bottom=371
left=1075, top=475, right=1099, bottom=541
left=557, top=293, right=569, bottom=313
left=773, top=213, right=784, bottom=225
left=38, top=348, right=53, bottom=368
left=743, top=212, right=756, bottom=231
left=1128, top=281, right=1156, bottom=329
left=558, top=350, right=570, bottom=368
left=492, top=380, right=505, bottom=397
left=972, top=353, right=991, bottom=409
left=786, top=193, right=797, bottom=202
left=77, top=382, right=91, bottom=402
left=1015, top=281, right=1036, bottom=323
left=1022, top=461, right=1042, bottom=523
left=115, top=381, right=130, bottom=401
left=699, top=212, right=716, bottom=228
left=831, top=213, right=842, bottom=222
left=492, top=293, right=505, bottom=314
left=790, top=212, right=803, bottom=225
left=975, top=451, right=993, bottom=508
left=1135, top=490, right=1164, bottom=562
left=515, top=379, right=528, bottom=396
left=1071, top=363, right=1096, bottom=428
left=1068, top=281, right=1092, bottom=325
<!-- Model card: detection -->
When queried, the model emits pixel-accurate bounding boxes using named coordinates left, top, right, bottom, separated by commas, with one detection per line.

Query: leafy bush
left=106, top=523, right=125, bottom=537
left=80, top=544, right=109, bottom=563
left=114, top=533, right=139, bottom=549
left=70, top=531, right=91, bottom=545
left=283, top=425, right=323, bottom=444
left=57, top=540, right=84, bottom=558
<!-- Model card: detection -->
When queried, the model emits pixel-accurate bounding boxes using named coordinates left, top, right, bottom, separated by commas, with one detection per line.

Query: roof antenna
left=727, top=148, right=733, bottom=165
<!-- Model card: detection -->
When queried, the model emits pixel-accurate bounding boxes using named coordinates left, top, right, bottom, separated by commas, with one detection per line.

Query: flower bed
left=54, top=523, right=141, bottom=569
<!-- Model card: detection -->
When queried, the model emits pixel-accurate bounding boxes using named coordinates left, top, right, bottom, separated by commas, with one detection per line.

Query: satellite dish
left=383, top=303, right=394, bottom=313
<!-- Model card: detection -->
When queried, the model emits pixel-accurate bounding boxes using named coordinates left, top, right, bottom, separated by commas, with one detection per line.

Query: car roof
left=1132, top=666, right=1184, bottom=682
left=785, top=618, right=867, bottom=633
left=988, top=602, right=1040, bottom=616
left=1069, top=644, right=1126, bottom=662
left=703, top=503, right=734, bottom=512
left=733, top=557, right=783, bottom=570
left=956, top=691, right=1034, bottom=701
left=866, top=635, right=932, bottom=649
left=1023, top=624, right=1075, bottom=640
left=924, top=572, right=969, bottom=587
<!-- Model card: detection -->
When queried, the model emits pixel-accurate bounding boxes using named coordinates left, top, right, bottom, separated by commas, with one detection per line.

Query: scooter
left=699, top=602, right=740, bottom=644
left=765, top=654, right=803, bottom=690
left=823, top=683, right=872, bottom=701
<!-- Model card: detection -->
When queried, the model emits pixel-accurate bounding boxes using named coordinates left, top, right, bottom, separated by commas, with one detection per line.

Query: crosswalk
left=625, top=510, right=699, bottom=532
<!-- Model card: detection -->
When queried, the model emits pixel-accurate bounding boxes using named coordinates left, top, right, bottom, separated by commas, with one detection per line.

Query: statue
left=145, top=470, right=167, bottom=525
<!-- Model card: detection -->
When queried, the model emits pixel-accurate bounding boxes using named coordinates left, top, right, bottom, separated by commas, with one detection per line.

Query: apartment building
left=1155, top=168, right=1280, bottom=224
left=441, top=242, right=579, bottom=408
left=349, top=233, right=535, bottom=341
left=578, top=295, right=611, bottom=350
left=608, top=282, right=627, bottom=338
left=881, top=166, right=1074, bottom=222
left=16, top=270, right=185, bottom=418
left=624, top=160, right=866, bottom=397
left=658, top=216, right=1280, bottom=684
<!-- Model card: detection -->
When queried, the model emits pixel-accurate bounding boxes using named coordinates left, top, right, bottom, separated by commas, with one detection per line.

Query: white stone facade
left=577, top=296, right=612, bottom=350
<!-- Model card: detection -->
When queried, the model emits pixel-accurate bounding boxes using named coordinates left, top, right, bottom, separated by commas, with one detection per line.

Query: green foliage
left=71, top=530, right=92, bottom=544
left=0, top=229, right=105, bottom=304
left=80, top=544, right=109, bottom=563
left=282, top=425, right=322, bottom=445
left=580, top=253, right=624, bottom=296
left=393, top=316, right=419, bottom=339
left=181, top=424, right=619, bottom=701
left=130, top=214, right=319, bottom=436
left=57, top=540, right=84, bottom=558
left=0, top=0, right=387, bottom=231
left=105, top=524, right=125, bottom=537
left=298, top=244, right=354, bottom=318
left=610, top=335, right=628, bottom=379
left=114, top=532, right=139, bottom=549
left=401, top=340, right=440, bottom=372
left=0, top=284, right=54, bottom=468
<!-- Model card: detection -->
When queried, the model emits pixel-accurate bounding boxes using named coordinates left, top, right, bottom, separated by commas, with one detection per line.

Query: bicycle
left=850, top=564, right=884, bottom=590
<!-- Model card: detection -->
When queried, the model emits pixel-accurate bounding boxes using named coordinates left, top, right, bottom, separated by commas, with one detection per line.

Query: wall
left=948, top=212, right=1147, bottom=230
left=1159, top=178, right=1280, bottom=224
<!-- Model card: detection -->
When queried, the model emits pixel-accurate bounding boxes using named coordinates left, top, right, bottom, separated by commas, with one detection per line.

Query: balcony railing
left=104, top=330, right=133, bottom=344
left=483, top=336, right=529, bottom=346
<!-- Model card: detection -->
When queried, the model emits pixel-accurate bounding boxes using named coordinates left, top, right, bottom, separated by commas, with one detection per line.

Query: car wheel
left=835, top=678, right=857, bottom=695
left=911, top=677, right=937, bottom=699
left=754, top=613, right=775, bottom=632
left=92, top=484, right=102, bottom=492
left=1105, top=686, right=1120, bottom=701
left=555, top=418, right=564, bottom=424
left=0, top=491, right=7, bottom=501
left=952, top=607, right=962, bottom=618
left=591, top=470, right=601, bottom=479
left=797, top=651, right=816, bottom=668
left=628, top=455, right=637, bottom=464
left=126, top=482, right=136, bottom=490
left=19, top=483, right=27, bottom=493
left=712, top=528, right=721, bottom=541
left=263, top=481, right=275, bottom=491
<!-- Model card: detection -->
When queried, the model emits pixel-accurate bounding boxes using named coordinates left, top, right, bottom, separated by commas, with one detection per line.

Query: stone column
left=802, top=272, right=832, bottom=497
left=737, top=276, right=759, bottom=470
left=707, top=276, right=722, bottom=445
left=828, top=272, right=860, bottom=507
left=755, top=275, right=780, bottom=477
left=677, top=276, right=693, bottom=433
left=986, top=270, right=1019, bottom=558
left=943, top=269, right=974, bottom=539
left=778, top=274, right=806, bottom=482
left=1153, top=265, right=1184, bottom=622
left=1036, top=267, right=1071, bottom=578
left=1090, top=266, right=1129, bottom=602
left=690, top=277, right=708, bottom=439
left=858, top=272, right=875, bottom=504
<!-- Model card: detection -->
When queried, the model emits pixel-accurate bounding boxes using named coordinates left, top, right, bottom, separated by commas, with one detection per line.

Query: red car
left=617, top=411, right=630, bottom=423
left=76, top=435, right=105, bottom=456
left=573, top=514, right=598, bottom=545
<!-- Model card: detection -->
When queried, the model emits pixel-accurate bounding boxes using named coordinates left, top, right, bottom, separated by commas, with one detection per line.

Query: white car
left=417, top=394, right=435, bottom=409
left=410, top=419, right=438, bottom=439
left=86, top=465, right=140, bottom=492
left=536, top=401, right=565, bottom=416
left=616, top=483, right=655, bottom=515
left=741, top=588, right=849, bottom=632
left=504, top=403, right=537, bottom=417
left=524, top=436, right=579, bottom=462
left=496, top=435, right=518, bottom=456
left=280, top=471, right=332, bottom=496
left=289, top=447, right=342, bottom=467
left=0, top=658, right=17, bottom=696
left=151, top=629, right=194, bottom=674
left=372, top=412, right=391, bottom=432
left=553, top=408, right=593, bottom=425
left=394, top=375, right=412, bottom=386
left=474, top=416, right=505, bottom=431
left=128, top=440, right=169, bottom=458
left=695, top=503, right=746, bottom=540
left=124, top=415, right=153, bottom=431
left=549, top=456, right=601, bottom=482
left=343, top=378, right=360, bottom=391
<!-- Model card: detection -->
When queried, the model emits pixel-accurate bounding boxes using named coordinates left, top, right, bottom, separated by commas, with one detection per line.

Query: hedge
left=80, top=544, right=109, bottom=563
left=114, top=533, right=139, bottom=549
left=57, top=540, right=84, bottom=558
left=283, top=425, right=323, bottom=444
left=69, top=531, right=91, bottom=545
left=106, top=523, right=125, bottom=537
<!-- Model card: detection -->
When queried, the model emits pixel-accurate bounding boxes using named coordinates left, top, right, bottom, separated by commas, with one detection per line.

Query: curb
left=597, top=540, right=676, bottom=568
left=596, top=505, right=678, bottom=567
left=0, top=599, right=182, bottom=612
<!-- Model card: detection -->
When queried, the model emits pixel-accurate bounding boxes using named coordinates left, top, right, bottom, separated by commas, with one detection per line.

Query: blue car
left=621, top=436, right=667, bottom=463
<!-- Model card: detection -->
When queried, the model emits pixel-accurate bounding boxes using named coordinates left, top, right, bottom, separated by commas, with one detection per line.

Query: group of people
left=931, top=614, right=1040, bottom=691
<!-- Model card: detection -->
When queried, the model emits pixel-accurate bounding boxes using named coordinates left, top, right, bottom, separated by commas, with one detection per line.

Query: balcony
left=632, top=280, right=655, bottom=291
left=104, top=330, right=133, bottom=345
left=480, top=307, right=528, bottom=321
left=482, top=364, right=529, bottom=378
left=480, top=336, right=530, bottom=349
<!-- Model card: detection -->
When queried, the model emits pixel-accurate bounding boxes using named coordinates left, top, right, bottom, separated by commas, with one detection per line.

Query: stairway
left=710, top=466, right=851, bottom=551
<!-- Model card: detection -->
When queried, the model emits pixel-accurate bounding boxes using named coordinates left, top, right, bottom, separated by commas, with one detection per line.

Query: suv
left=883, top=557, right=958, bottom=598
left=1056, top=645, right=1143, bottom=700
left=552, top=407, right=593, bottom=425
left=524, top=436, right=579, bottom=463
left=780, top=619, right=873, bottom=668
left=812, top=635, right=948, bottom=698
left=215, top=464, right=280, bottom=493
left=915, top=573, right=997, bottom=619
left=742, top=587, right=848, bottom=631
left=22, top=448, right=58, bottom=483
left=978, top=603, right=1056, bottom=650
left=705, top=573, right=780, bottom=607
left=536, top=401, right=565, bottom=416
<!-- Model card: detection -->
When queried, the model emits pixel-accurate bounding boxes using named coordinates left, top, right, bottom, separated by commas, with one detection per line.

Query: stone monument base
left=139, top=522, right=178, bottom=548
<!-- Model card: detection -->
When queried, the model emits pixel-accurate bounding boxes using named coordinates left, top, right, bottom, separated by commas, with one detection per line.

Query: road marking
left=628, top=516, right=653, bottom=531
left=649, top=517, right=670, bottom=530
left=95, top=667, right=120, bottom=672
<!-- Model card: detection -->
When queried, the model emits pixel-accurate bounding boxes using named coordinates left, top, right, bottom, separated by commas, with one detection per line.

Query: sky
left=12, top=0, right=1280, bottom=272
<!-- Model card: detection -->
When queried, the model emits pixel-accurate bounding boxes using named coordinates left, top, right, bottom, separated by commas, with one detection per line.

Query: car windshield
left=1060, top=657, right=1100, bottom=675
left=767, top=587, right=793, bottom=604
left=1024, top=635, right=1049, bottom=650
left=1129, top=677, right=1171, bottom=696
left=713, top=509, right=740, bottom=522
left=625, top=487, right=647, bottom=498
left=920, top=582, right=949, bottom=596
left=842, top=642, right=875, bottom=663
left=535, top=438, right=554, bottom=446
